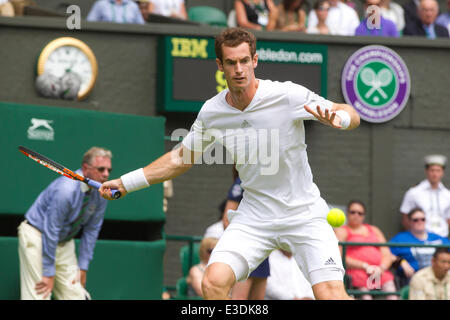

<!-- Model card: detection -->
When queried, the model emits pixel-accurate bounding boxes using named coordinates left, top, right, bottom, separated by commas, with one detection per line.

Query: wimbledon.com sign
left=257, top=48, right=324, bottom=64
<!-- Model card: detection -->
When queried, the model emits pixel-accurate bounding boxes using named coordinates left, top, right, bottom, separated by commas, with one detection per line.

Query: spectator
left=275, top=0, right=307, bottom=32
left=223, top=176, right=270, bottom=300
left=342, top=0, right=357, bottom=10
left=203, top=200, right=226, bottom=239
left=403, top=0, right=450, bottom=37
left=403, top=0, right=421, bottom=29
left=400, top=154, right=450, bottom=237
left=390, top=208, right=450, bottom=288
left=0, top=0, right=14, bottom=16
left=87, top=0, right=145, bottom=24
left=307, top=0, right=359, bottom=36
left=409, top=248, right=450, bottom=299
left=436, top=0, right=450, bottom=35
left=235, top=0, right=278, bottom=31
left=334, top=200, right=398, bottom=299
left=18, top=147, right=112, bottom=300
left=306, top=0, right=331, bottom=34
left=148, top=0, right=187, bottom=20
left=264, top=249, right=315, bottom=300
left=380, top=0, right=405, bottom=33
left=135, top=0, right=150, bottom=21
left=355, top=0, right=399, bottom=37
left=186, top=237, right=218, bottom=297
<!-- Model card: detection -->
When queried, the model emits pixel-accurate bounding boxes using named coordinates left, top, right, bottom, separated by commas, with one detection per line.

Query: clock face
left=37, top=37, right=98, bottom=100
left=44, top=46, right=93, bottom=95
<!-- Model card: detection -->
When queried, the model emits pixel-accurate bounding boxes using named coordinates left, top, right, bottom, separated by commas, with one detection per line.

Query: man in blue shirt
left=87, top=0, right=145, bottom=24
left=403, top=0, right=450, bottom=38
left=390, top=208, right=449, bottom=287
left=18, top=147, right=112, bottom=300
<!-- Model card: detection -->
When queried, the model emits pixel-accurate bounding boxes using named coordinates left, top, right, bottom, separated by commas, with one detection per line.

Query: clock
left=37, top=37, right=98, bottom=100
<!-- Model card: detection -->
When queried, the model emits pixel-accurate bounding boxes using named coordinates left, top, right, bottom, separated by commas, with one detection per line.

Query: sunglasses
left=411, top=218, right=426, bottom=222
left=88, top=164, right=112, bottom=173
left=318, top=6, right=329, bottom=11
left=349, top=210, right=364, bottom=216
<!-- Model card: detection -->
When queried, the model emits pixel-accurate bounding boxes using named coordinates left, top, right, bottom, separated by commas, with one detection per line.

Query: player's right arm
left=99, top=146, right=199, bottom=200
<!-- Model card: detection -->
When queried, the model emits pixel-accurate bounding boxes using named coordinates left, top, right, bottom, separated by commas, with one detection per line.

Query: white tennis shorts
left=208, top=197, right=344, bottom=286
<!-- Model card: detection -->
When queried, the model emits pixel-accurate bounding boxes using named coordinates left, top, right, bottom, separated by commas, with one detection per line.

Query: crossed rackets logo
left=357, top=63, right=395, bottom=105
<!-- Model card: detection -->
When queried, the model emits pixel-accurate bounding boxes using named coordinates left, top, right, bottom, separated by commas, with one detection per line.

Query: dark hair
left=347, top=199, right=366, bottom=213
left=433, top=247, right=450, bottom=259
left=215, top=28, right=257, bottom=62
left=407, top=207, right=425, bottom=219
left=313, top=0, right=330, bottom=10
left=283, top=0, right=304, bottom=11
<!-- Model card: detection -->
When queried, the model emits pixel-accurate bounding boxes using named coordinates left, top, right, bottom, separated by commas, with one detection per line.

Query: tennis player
left=99, top=28, right=360, bottom=299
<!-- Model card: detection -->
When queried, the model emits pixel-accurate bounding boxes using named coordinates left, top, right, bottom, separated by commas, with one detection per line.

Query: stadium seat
left=188, top=6, right=228, bottom=28
left=399, top=285, right=409, bottom=300
left=180, top=242, right=200, bottom=277
left=174, top=276, right=203, bottom=300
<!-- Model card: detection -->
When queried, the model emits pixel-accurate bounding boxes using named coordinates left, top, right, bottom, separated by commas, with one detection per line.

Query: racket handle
left=86, top=179, right=122, bottom=200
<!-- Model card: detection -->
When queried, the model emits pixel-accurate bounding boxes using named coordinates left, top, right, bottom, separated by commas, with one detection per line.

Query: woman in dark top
left=235, top=0, right=278, bottom=30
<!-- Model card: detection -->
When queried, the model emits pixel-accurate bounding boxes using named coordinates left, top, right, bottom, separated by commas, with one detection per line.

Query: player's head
left=424, top=154, right=446, bottom=185
left=82, top=147, right=112, bottom=183
left=215, top=28, right=258, bottom=90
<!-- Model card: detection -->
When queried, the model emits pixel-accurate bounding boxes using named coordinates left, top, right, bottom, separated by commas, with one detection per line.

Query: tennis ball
left=327, top=208, right=346, bottom=227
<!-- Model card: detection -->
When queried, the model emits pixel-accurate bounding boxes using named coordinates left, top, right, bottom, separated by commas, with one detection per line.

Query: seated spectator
left=148, top=0, right=187, bottom=20
left=355, top=0, right=399, bottom=37
left=87, top=0, right=145, bottom=24
left=403, top=0, right=449, bottom=38
left=436, top=0, right=450, bottom=35
left=135, top=0, right=150, bottom=21
left=409, top=248, right=450, bottom=299
left=0, top=0, right=14, bottom=16
left=264, top=249, right=315, bottom=300
left=307, top=0, right=331, bottom=34
left=235, top=0, right=278, bottom=31
left=275, top=0, right=307, bottom=32
left=335, top=200, right=398, bottom=299
left=307, top=0, right=359, bottom=36
left=380, top=0, right=405, bottom=33
left=390, top=208, right=450, bottom=288
left=186, top=237, right=218, bottom=298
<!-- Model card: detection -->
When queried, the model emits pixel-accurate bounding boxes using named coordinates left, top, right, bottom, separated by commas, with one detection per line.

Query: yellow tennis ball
left=327, top=208, right=346, bottom=227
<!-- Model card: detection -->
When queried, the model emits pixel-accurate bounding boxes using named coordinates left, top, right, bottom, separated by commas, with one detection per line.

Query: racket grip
left=87, top=179, right=122, bottom=200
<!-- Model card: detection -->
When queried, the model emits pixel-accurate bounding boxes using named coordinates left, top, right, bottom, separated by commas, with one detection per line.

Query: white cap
left=424, top=154, right=447, bottom=167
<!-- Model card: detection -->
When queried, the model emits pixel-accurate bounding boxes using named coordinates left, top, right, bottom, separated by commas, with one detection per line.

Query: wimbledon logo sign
left=341, top=45, right=410, bottom=123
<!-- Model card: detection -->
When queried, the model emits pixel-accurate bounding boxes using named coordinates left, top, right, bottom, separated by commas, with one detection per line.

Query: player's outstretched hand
left=305, top=105, right=343, bottom=129
left=99, top=178, right=127, bottom=200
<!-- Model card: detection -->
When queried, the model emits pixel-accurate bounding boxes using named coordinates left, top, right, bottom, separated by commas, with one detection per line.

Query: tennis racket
left=18, top=146, right=121, bottom=199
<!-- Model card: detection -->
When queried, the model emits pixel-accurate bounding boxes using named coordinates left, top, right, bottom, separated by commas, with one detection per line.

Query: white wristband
left=335, top=110, right=351, bottom=130
left=120, top=168, right=149, bottom=193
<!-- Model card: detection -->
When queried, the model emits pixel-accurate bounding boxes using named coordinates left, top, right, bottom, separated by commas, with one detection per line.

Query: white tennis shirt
left=182, top=79, right=332, bottom=222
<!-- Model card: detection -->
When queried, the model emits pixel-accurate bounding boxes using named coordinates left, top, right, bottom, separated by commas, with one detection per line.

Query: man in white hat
left=400, top=154, right=450, bottom=237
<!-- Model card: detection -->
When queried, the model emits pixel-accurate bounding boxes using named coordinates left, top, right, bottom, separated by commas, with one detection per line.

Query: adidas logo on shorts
left=325, top=257, right=336, bottom=266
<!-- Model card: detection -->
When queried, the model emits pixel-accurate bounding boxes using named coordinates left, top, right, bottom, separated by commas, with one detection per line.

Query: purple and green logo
left=341, top=45, right=410, bottom=123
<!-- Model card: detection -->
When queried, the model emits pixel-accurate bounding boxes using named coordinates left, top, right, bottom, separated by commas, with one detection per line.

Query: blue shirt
left=227, top=178, right=243, bottom=203
left=25, top=171, right=108, bottom=277
left=355, top=16, right=399, bottom=37
left=390, top=231, right=449, bottom=272
left=422, top=23, right=437, bottom=39
left=86, top=0, right=145, bottom=24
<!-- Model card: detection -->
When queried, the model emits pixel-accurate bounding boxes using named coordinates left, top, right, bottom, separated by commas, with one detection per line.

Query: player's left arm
left=305, top=103, right=360, bottom=130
